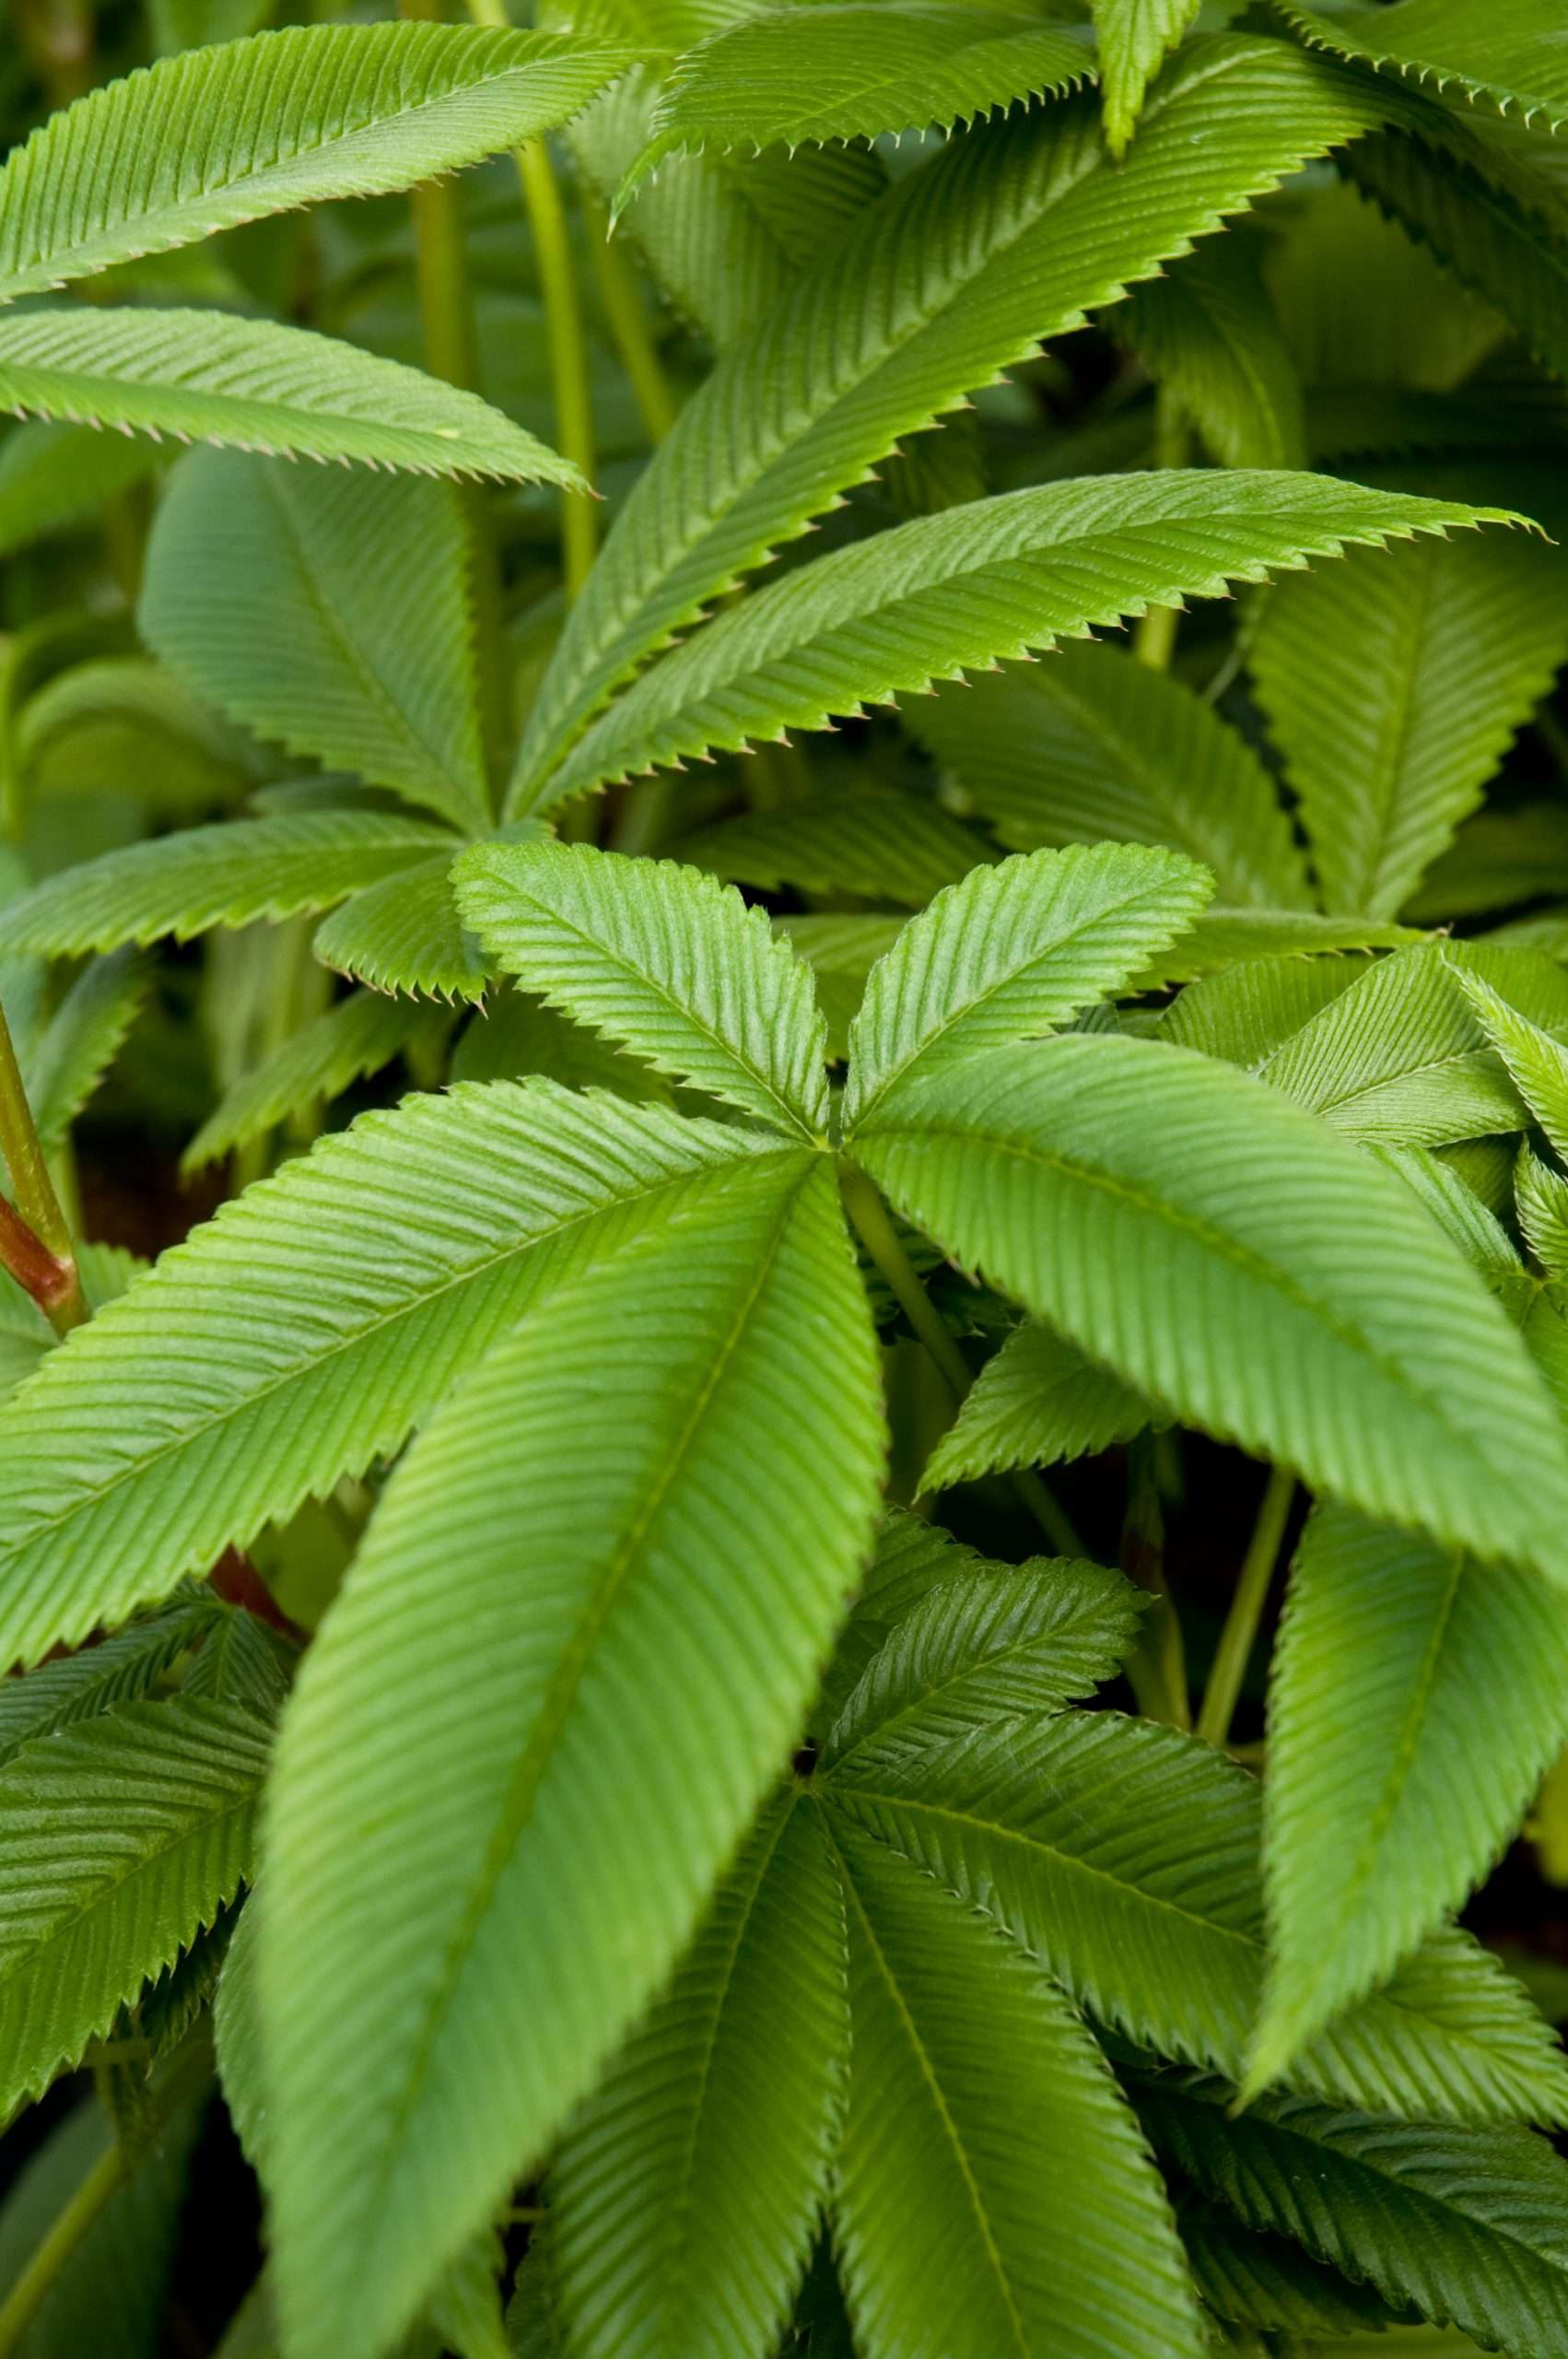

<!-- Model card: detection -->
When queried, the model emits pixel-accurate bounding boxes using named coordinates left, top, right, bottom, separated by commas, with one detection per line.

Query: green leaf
left=551, top=1790, right=848, bottom=2359
left=912, top=640, right=1311, bottom=909
left=829, top=1708, right=1568, bottom=2123
left=0, top=419, right=168, bottom=557
left=0, top=306, right=579, bottom=480
left=0, top=22, right=641, bottom=302
left=213, top=1896, right=266, bottom=2172
left=824, top=1555, right=1142, bottom=1771
left=0, top=2085, right=205, bottom=2359
left=451, top=984, right=671, bottom=1104
left=183, top=990, right=444, bottom=1174
left=843, top=841, right=1211, bottom=1133
left=1250, top=530, right=1568, bottom=920
left=622, top=6, right=1092, bottom=199
left=1449, top=960, right=1568, bottom=1158
left=1178, top=2202, right=1399, bottom=2340
left=21, top=949, right=149, bottom=1149
left=683, top=792, right=989, bottom=912
left=1134, top=911, right=1424, bottom=989
left=1119, top=235, right=1306, bottom=468
left=1247, top=942, right=1568, bottom=1148
left=1517, top=1144, right=1568, bottom=1275
left=312, top=853, right=491, bottom=1003
left=511, top=37, right=1402, bottom=803
left=921, top=1318, right=1155, bottom=1491
left=1159, top=955, right=1372, bottom=1071
left=260, top=1153, right=883, bottom=2359
left=0, top=1082, right=782, bottom=1669
left=1092, top=0, right=1203, bottom=156
left=825, top=1821, right=1207, bottom=2359
left=455, top=839, right=831, bottom=1137
left=141, top=452, right=491, bottom=834
left=853, top=1031, right=1568, bottom=1579
left=549, top=475, right=1504, bottom=805
left=0, top=1603, right=218, bottom=1772
left=0, top=811, right=454, bottom=958
left=1277, top=0, right=1568, bottom=134
left=1251, top=1502, right=1568, bottom=2103
left=0, top=1696, right=269, bottom=2112
left=1130, top=2063, right=1568, bottom=2355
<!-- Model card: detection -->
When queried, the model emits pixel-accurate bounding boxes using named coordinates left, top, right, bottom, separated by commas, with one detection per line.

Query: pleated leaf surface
left=921, top=1318, right=1155, bottom=1489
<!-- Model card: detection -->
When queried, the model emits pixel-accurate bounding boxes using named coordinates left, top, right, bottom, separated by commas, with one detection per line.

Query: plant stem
left=1197, top=1463, right=1295, bottom=1750
left=465, top=0, right=599, bottom=599
left=1133, top=391, right=1190, bottom=671
left=838, top=1161, right=1082, bottom=1556
left=0, top=997, right=84, bottom=1333
left=1119, top=1434, right=1189, bottom=1728
left=579, top=186, right=678, bottom=443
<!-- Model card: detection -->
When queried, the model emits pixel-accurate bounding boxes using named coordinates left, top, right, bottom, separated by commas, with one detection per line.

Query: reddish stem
left=0, top=1195, right=84, bottom=1332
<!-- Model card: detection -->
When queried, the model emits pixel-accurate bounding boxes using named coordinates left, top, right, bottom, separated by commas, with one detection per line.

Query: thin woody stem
left=0, top=999, right=85, bottom=1335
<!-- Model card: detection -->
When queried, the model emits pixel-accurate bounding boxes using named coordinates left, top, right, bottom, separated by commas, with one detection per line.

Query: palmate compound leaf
left=1091, top=0, right=1203, bottom=157
left=260, top=1151, right=883, bottom=2359
left=549, top=1789, right=848, bottom=2359
left=541, top=475, right=1514, bottom=808
left=510, top=36, right=1406, bottom=804
left=826, top=1706, right=1568, bottom=2125
left=1249, top=1502, right=1568, bottom=2105
left=0, top=23, right=642, bottom=304
left=852, top=1032, right=1568, bottom=1579
left=823, top=1555, right=1144, bottom=1772
left=919, top=1317, right=1155, bottom=1492
left=841, top=841, right=1212, bottom=1133
left=182, top=989, right=445, bottom=1174
left=0, top=306, right=579, bottom=480
left=1276, top=0, right=1568, bottom=134
left=1249, top=528, right=1568, bottom=921
left=823, top=1820, right=1207, bottom=2359
left=0, top=809, right=459, bottom=958
left=141, top=452, right=491, bottom=836
left=1129, top=2062, right=1568, bottom=2356
left=911, top=638, right=1311, bottom=910
left=0, top=1083, right=790, bottom=1671
left=455, top=839, right=831, bottom=1137
left=0, top=1696, right=270, bottom=2114
left=620, top=6, right=1093, bottom=203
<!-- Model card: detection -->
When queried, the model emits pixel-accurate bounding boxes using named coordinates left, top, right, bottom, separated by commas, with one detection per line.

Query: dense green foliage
left=3, top=1, right=1568, bottom=2354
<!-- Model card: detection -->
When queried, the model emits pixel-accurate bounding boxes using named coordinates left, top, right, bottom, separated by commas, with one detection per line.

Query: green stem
left=1197, top=1464, right=1295, bottom=1750
left=0, top=996, right=84, bottom=1333
left=0, top=2039, right=211, bottom=2359
left=1133, top=392, right=1190, bottom=671
left=579, top=185, right=678, bottom=444
left=838, top=1161, right=1082, bottom=1557
left=1120, top=1434, right=1188, bottom=1729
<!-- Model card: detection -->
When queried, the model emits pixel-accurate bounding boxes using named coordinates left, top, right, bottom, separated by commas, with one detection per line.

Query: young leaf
left=826, top=1820, right=1208, bottom=2359
left=842, top=841, right=1212, bottom=1133
left=0, top=810, right=455, bottom=958
left=0, top=23, right=642, bottom=302
left=313, top=854, right=491, bottom=1002
left=1120, top=235, right=1306, bottom=468
left=0, top=1696, right=269, bottom=2114
left=1517, top=1144, right=1568, bottom=1275
left=1091, top=0, right=1202, bottom=157
left=141, top=452, right=492, bottom=834
left=911, top=640, right=1311, bottom=910
left=184, top=990, right=443, bottom=1174
left=920, top=1318, right=1155, bottom=1492
left=829, top=1708, right=1568, bottom=2124
left=511, top=37, right=1401, bottom=803
left=0, top=306, right=581, bottom=480
left=852, top=1031, right=1568, bottom=1579
left=683, top=793, right=989, bottom=912
left=0, top=1602, right=218, bottom=1772
left=622, top=6, right=1092, bottom=199
left=1251, top=1502, right=1568, bottom=2102
left=1250, top=531, right=1568, bottom=919
left=1130, top=2065, right=1568, bottom=2355
left=1450, top=961, right=1568, bottom=1157
left=545, top=475, right=1505, bottom=805
left=22, top=948, right=149, bottom=1148
left=260, top=1154, right=883, bottom=2359
left=455, top=839, right=831, bottom=1136
left=823, top=1556, right=1143, bottom=1770
left=0, top=1084, right=787, bottom=1670
left=1277, top=0, right=1568, bottom=133
left=551, top=1790, right=848, bottom=2359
